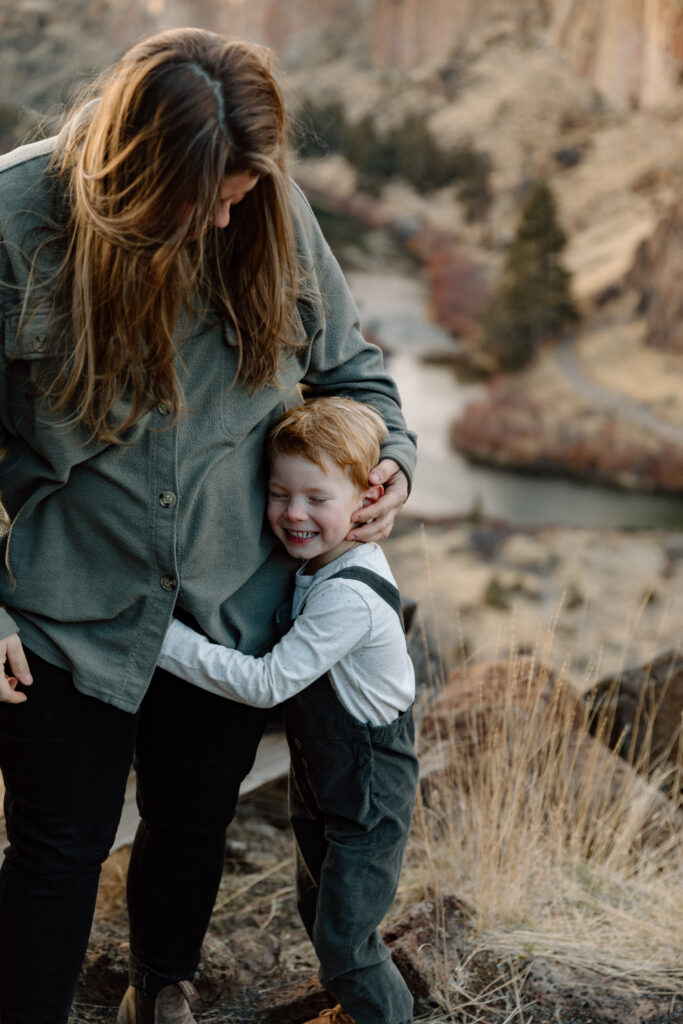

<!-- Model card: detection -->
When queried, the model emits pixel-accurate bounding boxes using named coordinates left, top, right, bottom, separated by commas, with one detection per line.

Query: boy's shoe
left=116, top=981, right=198, bottom=1024
left=302, top=1006, right=355, bottom=1024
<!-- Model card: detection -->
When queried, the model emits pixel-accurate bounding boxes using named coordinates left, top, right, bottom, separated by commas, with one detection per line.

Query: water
left=325, top=238, right=683, bottom=530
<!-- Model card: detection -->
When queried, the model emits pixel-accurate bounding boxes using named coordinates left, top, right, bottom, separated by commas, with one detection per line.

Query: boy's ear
left=362, top=483, right=384, bottom=507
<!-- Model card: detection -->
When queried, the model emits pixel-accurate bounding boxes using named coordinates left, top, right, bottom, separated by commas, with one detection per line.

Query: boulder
left=76, top=921, right=130, bottom=1005
left=420, top=658, right=586, bottom=752
left=253, top=974, right=333, bottom=1024
left=384, top=897, right=678, bottom=1024
left=418, top=659, right=679, bottom=847
left=383, top=895, right=473, bottom=1003
left=524, top=957, right=676, bottom=1024
left=585, top=648, right=683, bottom=780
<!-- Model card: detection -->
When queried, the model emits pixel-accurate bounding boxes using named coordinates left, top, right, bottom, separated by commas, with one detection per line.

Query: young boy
left=158, top=396, right=418, bottom=1024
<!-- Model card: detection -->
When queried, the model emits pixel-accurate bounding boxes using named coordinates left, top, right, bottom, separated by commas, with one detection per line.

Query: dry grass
left=398, top=540, right=683, bottom=1022
left=65, top=526, right=683, bottom=1022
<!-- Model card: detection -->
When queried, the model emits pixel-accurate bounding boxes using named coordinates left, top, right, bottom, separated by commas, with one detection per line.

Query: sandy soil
left=574, top=298, right=683, bottom=429
left=383, top=518, right=683, bottom=694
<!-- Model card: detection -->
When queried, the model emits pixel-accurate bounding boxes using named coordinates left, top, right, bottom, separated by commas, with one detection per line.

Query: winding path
left=555, top=337, right=683, bottom=446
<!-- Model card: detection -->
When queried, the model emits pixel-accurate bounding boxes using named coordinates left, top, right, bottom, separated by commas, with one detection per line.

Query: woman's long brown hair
left=29, top=28, right=306, bottom=443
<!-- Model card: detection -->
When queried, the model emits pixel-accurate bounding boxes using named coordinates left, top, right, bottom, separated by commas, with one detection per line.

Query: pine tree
left=482, top=182, right=578, bottom=370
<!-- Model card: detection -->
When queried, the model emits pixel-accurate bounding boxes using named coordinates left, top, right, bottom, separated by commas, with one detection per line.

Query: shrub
left=293, top=97, right=492, bottom=217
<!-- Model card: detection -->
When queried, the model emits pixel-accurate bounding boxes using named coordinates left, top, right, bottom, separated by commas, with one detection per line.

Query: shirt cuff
left=158, top=617, right=196, bottom=667
left=0, top=607, right=19, bottom=642
left=378, top=444, right=416, bottom=494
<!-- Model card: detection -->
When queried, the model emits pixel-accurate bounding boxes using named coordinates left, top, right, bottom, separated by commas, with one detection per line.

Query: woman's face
left=212, top=172, right=259, bottom=228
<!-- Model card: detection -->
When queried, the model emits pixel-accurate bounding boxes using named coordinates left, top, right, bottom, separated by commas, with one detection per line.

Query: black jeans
left=0, top=647, right=267, bottom=1024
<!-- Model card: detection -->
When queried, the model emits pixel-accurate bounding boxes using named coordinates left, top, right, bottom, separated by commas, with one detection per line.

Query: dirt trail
left=555, top=336, right=683, bottom=445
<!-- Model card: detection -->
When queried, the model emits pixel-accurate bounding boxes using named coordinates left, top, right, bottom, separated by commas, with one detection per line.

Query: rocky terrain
left=1, top=3, right=683, bottom=1020
left=62, top=517, right=683, bottom=1023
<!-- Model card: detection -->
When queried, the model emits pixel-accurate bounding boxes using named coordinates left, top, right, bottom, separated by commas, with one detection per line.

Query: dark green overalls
left=283, top=568, right=419, bottom=1024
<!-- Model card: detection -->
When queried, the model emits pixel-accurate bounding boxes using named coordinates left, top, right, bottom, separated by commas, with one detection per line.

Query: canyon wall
left=105, top=0, right=683, bottom=109
left=367, top=0, right=683, bottom=108
left=549, top=0, right=683, bottom=109
left=100, top=0, right=367, bottom=65
left=629, top=199, right=683, bottom=354
left=2, top=0, right=682, bottom=119
left=367, top=0, right=683, bottom=109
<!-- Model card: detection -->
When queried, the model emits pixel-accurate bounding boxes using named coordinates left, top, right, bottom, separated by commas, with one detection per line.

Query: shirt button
left=157, top=402, right=171, bottom=416
left=294, top=737, right=302, bottom=750
left=159, top=491, right=177, bottom=508
left=160, top=575, right=178, bottom=591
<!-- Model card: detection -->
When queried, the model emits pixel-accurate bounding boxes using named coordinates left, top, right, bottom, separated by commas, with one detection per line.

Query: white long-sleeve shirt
left=157, top=543, right=415, bottom=725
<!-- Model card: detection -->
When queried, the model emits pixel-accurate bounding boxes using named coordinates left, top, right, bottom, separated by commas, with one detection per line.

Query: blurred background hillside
left=5, top=0, right=683, bottom=658
left=7, top=0, right=683, bottom=529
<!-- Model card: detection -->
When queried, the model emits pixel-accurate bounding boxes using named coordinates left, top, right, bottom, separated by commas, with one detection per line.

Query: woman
left=0, top=27, right=416, bottom=1024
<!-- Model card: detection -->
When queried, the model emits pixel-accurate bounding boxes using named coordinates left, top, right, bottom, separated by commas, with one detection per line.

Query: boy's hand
left=0, top=633, right=32, bottom=703
left=349, top=459, right=408, bottom=542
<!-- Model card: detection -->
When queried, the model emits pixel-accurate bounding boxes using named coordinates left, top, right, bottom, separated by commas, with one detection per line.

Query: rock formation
left=3, top=0, right=682, bottom=119
left=629, top=196, right=683, bottom=354
left=451, top=380, right=683, bottom=494
left=550, top=0, right=683, bottom=109
left=585, top=648, right=683, bottom=778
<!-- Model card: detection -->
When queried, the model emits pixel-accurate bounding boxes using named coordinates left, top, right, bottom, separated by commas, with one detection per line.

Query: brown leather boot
left=116, top=981, right=199, bottom=1024
left=301, top=1006, right=355, bottom=1024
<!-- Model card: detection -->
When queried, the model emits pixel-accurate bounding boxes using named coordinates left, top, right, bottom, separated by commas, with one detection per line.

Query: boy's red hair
left=268, top=397, right=387, bottom=489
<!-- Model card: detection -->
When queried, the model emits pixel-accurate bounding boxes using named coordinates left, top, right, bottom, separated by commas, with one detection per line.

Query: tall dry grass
left=399, top=531, right=683, bottom=1021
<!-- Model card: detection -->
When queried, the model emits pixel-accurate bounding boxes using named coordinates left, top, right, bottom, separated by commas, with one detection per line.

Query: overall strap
left=327, top=567, right=405, bottom=632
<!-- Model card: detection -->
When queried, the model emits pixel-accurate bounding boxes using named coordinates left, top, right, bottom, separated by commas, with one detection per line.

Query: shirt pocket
left=3, top=310, right=53, bottom=361
left=284, top=700, right=378, bottom=827
left=1, top=310, right=104, bottom=458
left=1, top=310, right=52, bottom=438
left=286, top=713, right=376, bottom=826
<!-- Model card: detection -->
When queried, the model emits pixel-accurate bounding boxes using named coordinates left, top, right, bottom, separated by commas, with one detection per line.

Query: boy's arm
left=158, top=584, right=372, bottom=705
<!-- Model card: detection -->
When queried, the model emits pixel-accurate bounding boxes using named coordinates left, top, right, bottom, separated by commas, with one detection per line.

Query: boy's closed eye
left=268, top=490, right=331, bottom=504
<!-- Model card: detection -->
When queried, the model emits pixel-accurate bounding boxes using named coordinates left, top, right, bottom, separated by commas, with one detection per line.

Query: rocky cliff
left=192, top=0, right=683, bottom=110
left=629, top=197, right=683, bottom=354
left=2, top=0, right=682, bottom=117
left=366, top=0, right=683, bottom=111
left=550, top=0, right=683, bottom=109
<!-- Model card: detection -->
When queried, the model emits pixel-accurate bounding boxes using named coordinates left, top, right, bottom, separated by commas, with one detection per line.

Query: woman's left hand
left=348, top=459, right=409, bottom=542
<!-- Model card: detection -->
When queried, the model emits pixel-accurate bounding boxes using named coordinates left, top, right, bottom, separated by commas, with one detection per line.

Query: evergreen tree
left=482, top=182, right=578, bottom=371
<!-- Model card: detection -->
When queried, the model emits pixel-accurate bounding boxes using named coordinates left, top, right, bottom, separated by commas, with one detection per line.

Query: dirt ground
left=70, top=776, right=319, bottom=1023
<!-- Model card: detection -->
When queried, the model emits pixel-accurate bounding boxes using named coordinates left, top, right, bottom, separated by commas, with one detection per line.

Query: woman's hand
left=0, top=634, right=32, bottom=703
left=348, top=459, right=409, bottom=542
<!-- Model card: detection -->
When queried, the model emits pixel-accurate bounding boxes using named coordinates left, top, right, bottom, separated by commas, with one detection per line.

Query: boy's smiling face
left=267, top=452, right=369, bottom=573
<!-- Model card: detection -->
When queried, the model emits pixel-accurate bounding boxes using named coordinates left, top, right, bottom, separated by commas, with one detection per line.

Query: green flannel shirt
left=0, top=138, right=417, bottom=712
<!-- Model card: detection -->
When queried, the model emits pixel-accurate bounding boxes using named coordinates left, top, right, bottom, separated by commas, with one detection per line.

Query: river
left=316, top=207, right=683, bottom=529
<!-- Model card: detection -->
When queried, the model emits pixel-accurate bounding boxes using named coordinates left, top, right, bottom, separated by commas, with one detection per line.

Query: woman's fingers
left=349, top=461, right=409, bottom=541
left=0, top=633, right=32, bottom=703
